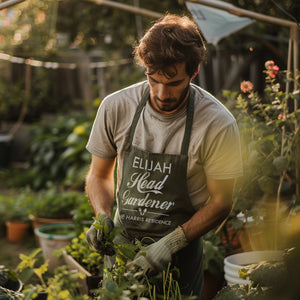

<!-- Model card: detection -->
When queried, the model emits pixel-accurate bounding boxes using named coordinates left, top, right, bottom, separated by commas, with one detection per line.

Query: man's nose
left=157, top=84, right=169, bottom=100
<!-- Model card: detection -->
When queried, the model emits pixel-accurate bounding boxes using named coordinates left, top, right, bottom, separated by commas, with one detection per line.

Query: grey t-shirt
left=86, top=81, right=243, bottom=209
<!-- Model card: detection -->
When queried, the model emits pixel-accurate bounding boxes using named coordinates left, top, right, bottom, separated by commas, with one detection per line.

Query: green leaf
left=117, top=243, right=137, bottom=261
left=105, top=279, right=118, bottom=292
left=248, top=150, right=264, bottom=164
left=66, top=132, right=80, bottom=144
left=61, top=147, right=77, bottom=160
left=222, top=90, right=231, bottom=98
left=18, top=268, right=35, bottom=284
left=34, top=261, right=48, bottom=278
left=104, top=223, right=110, bottom=236
left=258, top=176, right=277, bottom=194
left=292, top=90, right=300, bottom=100
left=272, top=156, right=288, bottom=172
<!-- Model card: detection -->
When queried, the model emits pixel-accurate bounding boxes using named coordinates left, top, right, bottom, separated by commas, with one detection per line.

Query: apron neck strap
left=126, top=85, right=194, bottom=155
left=181, top=87, right=194, bottom=155
left=125, top=86, right=150, bottom=149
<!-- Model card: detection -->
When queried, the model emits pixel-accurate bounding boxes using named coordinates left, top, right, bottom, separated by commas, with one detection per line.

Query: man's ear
left=191, top=64, right=200, bottom=79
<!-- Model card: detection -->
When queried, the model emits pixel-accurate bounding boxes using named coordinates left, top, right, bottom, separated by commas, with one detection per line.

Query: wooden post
left=85, top=0, right=163, bottom=19
left=291, top=26, right=299, bottom=199
left=0, top=0, right=25, bottom=10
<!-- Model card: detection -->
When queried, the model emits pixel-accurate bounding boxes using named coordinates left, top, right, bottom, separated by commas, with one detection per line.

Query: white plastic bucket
left=34, top=223, right=76, bottom=272
left=224, top=250, right=283, bottom=285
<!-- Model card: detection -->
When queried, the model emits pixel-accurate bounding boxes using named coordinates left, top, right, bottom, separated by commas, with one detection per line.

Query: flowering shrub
left=224, top=61, right=299, bottom=218
left=265, top=60, right=280, bottom=78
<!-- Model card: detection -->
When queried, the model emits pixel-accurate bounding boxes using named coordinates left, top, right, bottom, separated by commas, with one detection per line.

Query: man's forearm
left=182, top=199, right=231, bottom=241
left=85, top=170, right=115, bottom=217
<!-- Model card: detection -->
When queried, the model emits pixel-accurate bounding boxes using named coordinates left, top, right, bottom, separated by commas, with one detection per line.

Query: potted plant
left=59, top=227, right=104, bottom=295
left=1, top=193, right=31, bottom=243
left=223, top=249, right=283, bottom=286
left=214, top=247, right=300, bottom=300
left=0, top=265, right=23, bottom=293
left=17, top=248, right=89, bottom=300
left=28, top=188, right=84, bottom=229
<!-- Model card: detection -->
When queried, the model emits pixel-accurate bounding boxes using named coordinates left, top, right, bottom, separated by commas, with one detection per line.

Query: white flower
left=272, top=83, right=280, bottom=92
left=133, top=271, right=144, bottom=278
left=130, top=284, right=138, bottom=290
left=122, top=290, right=131, bottom=296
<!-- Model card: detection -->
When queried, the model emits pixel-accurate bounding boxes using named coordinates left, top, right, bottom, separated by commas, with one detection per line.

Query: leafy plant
left=0, top=193, right=30, bottom=222
left=92, top=214, right=124, bottom=257
left=91, top=215, right=197, bottom=299
left=238, top=260, right=287, bottom=288
left=58, top=228, right=104, bottom=276
left=28, top=112, right=92, bottom=190
left=223, top=62, right=300, bottom=248
left=212, top=284, right=265, bottom=300
left=203, top=230, right=226, bottom=278
left=17, top=248, right=89, bottom=300
left=17, top=249, right=49, bottom=292
left=0, top=287, right=23, bottom=300
left=0, top=266, right=19, bottom=292
left=213, top=248, right=299, bottom=300
left=71, top=197, right=94, bottom=234
left=0, top=79, right=24, bottom=126
left=27, top=188, right=85, bottom=219
left=96, top=258, right=197, bottom=300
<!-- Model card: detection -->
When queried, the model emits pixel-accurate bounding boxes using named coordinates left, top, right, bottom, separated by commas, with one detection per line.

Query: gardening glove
left=86, top=214, right=115, bottom=256
left=126, top=226, right=189, bottom=272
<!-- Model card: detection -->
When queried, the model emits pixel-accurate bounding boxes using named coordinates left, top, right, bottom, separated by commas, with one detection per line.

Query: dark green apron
left=116, top=86, right=203, bottom=299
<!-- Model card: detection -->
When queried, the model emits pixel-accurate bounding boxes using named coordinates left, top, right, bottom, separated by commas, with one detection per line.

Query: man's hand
left=86, top=214, right=115, bottom=256
left=126, top=226, right=188, bottom=272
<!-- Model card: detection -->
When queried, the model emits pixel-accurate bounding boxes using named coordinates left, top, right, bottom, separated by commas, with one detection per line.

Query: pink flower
left=265, top=60, right=279, bottom=78
left=240, top=80, right=253, bottom=93
left=37, top=11, right=46, bottom=23
left=278, top=113, right=285, bottom=120
left=268, top=65, right=279, bottom=78
left=265, top=60, right=275, bottom=69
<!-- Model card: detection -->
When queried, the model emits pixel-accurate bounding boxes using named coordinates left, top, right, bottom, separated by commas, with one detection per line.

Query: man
left=85, top=14, right=243, bottom=299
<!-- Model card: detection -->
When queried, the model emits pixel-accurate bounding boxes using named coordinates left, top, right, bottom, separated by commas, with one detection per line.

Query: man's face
left=146, top=63, right=193, bottom=114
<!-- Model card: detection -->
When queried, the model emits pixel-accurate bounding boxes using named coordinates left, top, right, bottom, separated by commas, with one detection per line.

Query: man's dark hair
left=133, top=14, right=207, bottom=78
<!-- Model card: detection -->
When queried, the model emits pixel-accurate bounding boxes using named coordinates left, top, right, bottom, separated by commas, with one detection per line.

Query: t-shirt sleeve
left=86, top=98, right=117, bottom=159
left=203, top=120, right=243, bottom=180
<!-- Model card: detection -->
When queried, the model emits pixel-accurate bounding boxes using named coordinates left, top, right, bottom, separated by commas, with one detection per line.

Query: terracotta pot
left=5, top=221, right=30, bottom=242
left=29, top=214, right=73, bottom=229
